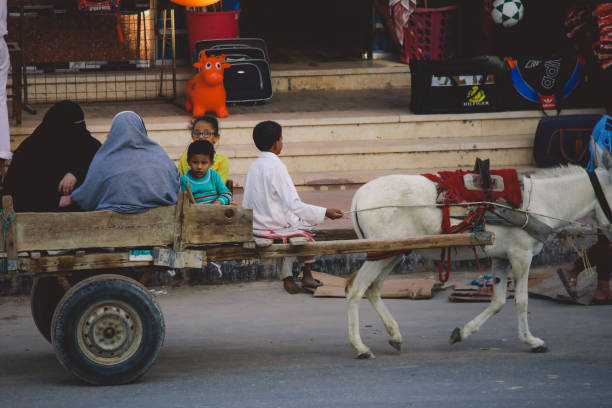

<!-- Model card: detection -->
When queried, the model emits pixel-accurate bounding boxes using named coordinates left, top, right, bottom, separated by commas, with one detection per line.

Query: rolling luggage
left=533, top=114, right=602, bottom=168
left=193, top=38, right=270, bottom=62
left=193, top=38, right=272, bottom=104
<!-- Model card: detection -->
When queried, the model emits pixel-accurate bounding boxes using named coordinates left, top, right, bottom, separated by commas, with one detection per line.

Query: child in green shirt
left=180, top=140, right=232, bottom=205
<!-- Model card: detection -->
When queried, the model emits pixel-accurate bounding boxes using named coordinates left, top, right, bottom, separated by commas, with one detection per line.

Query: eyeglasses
left=192, top=130, right=216, bottom=138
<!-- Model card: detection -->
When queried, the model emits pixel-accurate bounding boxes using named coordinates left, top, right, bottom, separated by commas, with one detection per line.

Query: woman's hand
left=58, top=172, right=78, bottom=195
left=59, top=195, right=72, bottom=208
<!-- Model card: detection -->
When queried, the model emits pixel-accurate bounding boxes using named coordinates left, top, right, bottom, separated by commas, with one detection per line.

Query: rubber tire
left=31, top=277, right=67, bottom=343
left=51, top=274, right=165, bottom=385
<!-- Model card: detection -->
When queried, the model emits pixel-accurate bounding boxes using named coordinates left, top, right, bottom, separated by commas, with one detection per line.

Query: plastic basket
left=402, top=5, right=459, bottom=64
left=185, top=9, right=241, bottom=61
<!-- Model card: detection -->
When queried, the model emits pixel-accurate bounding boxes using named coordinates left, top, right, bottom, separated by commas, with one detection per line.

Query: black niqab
left=3, top=100, right=102, bottom=212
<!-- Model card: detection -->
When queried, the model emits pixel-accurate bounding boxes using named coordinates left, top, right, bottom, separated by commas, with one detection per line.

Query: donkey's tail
left=350, top=190, right=366, bottom=239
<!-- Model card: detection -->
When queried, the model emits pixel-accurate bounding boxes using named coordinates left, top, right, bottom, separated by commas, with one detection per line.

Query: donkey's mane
left=530, top=165, right=586, bottom=180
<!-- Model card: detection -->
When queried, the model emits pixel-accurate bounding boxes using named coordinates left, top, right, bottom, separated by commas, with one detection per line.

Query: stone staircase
left=9, top=59, right=604, bottom=194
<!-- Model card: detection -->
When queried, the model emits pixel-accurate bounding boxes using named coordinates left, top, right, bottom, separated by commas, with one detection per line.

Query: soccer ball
left=491, top=0, right=524, bottom=28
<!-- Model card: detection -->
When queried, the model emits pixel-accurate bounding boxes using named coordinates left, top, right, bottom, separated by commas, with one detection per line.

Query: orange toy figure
left=185, top=54, right=231, bottom=118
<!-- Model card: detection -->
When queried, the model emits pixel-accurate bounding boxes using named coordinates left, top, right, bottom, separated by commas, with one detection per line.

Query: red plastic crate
left=402, top=5, right=459, bottom=64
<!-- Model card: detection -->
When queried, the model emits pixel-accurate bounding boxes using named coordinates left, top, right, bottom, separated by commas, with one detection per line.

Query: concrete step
left=8, top=91, right=604, bottom=191
left=230, top=165, right=542, bottom=193
left=16, top=60, right=411, bottom=104
left=166, top=134, right=535, bottom=175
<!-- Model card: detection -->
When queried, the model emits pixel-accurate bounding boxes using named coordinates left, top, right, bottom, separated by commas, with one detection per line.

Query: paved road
left=1, top=281, right=611, bottom=408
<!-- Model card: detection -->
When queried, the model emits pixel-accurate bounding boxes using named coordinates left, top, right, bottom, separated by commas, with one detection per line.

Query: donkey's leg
left=365, top=256, right=403, bottom=352
left=510, top=252, right=547, bottom=352
left=347, top=258, right=396, bottom=359
left=451, top=258, right=510, bottom=344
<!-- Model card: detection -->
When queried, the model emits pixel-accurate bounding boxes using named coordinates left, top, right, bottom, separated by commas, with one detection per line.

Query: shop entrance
left=237, top=0, right=374, bottom=64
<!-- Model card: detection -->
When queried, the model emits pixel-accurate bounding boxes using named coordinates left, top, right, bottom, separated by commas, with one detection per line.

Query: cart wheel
left=51, top=274, right=164, bottom=385
left=31, top=277, right=67, bottom=343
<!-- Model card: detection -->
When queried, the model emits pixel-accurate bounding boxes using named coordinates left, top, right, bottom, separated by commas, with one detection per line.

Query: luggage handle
left=546, top=128, right=591, bottom=164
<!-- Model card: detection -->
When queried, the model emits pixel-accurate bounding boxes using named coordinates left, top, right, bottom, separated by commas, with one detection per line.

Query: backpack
left=504, top=56, right=593, bottom=113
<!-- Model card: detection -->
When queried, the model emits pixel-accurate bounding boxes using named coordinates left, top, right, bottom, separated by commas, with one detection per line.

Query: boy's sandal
left=557, top=268, right=578, bottom=299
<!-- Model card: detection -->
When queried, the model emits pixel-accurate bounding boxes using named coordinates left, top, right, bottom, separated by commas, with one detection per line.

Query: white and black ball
left=491, top=0, right=525, bottom=28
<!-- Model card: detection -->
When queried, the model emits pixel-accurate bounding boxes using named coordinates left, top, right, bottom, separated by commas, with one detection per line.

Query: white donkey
left=346, top=164, right=612, bottom=359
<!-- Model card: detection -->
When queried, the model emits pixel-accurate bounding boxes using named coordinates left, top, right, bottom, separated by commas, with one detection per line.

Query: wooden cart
left=1, top=193, right=493, bottom=385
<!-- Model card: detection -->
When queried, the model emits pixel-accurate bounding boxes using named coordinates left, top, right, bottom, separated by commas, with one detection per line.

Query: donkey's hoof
left=531, top=345, right=548, bottom=353
left=357, top=351, right=375, bottom=360
left=388, top=340, right=402, bottom=352
left=450, top=327, right=462, bottom=344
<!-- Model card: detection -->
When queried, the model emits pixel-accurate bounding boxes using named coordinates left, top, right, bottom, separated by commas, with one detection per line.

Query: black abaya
left=3, top=100, right=101, bottom=212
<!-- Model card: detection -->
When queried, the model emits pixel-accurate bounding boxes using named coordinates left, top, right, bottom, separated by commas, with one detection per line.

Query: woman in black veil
left=3, top=100, right=101, bottom=212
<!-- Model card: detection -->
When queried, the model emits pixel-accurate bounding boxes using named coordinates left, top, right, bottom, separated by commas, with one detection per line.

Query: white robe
left=242, top=151, right=326, bottom=231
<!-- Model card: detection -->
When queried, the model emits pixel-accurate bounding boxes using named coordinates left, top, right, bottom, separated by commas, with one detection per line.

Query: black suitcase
left=193, top=38, right=272, bottom=103
left=533, top=114, right=602, bottom=168
left=201, top=46, right=267, bottom=62
left=193, top=38, right=270, bottom=62
left=409, top=56, right=508, bottom=114
left=223, top=59, right=273, bottom=103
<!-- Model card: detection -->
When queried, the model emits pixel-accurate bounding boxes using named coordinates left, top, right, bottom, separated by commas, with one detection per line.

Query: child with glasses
left=178, top=116, right=229, bottom=183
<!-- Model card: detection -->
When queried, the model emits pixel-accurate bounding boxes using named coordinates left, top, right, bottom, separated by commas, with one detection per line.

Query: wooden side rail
left=4, top=192, right=253, bottom=252
left=21, top=232, right=494, bottom=274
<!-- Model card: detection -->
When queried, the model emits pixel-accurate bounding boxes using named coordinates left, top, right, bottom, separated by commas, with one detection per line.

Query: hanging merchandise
left=78, top=0, right=121, bottom=12
left=596, top=3, right=612, bottom=70
left=388, top=0, right=417, bottom=49
left=491, top=0, right=524, bottom=28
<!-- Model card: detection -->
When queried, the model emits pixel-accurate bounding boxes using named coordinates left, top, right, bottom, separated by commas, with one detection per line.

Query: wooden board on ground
left=449, top=286, right=514, bottom=302
left=305, top=272, right=435, bottom=299
left=528, top=268, right=596, bottom=305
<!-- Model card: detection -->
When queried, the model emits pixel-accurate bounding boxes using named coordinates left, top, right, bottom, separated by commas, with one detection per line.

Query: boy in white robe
left=242, top=121, right=343, bottom=294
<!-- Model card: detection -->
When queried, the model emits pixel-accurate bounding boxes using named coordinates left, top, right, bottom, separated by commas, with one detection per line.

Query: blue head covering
left=588, top=115, right=612, bottom=173
left=71, top=111, right=179, bottom=213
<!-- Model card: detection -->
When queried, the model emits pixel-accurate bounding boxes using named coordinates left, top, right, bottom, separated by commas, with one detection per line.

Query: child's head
left=190, top=115, right=220, bottom=145
left=187, top=140, right=215, bottom=178
left=253, top=120, right=282, bottom=152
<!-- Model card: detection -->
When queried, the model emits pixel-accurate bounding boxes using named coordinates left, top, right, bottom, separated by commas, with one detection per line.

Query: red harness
left=365, top=170, right=522, bottom=283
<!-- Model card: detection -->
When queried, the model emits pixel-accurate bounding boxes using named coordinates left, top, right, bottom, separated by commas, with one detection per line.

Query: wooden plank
left=18, top=233, right=493, bottom=274
left=183, top=205, right=254, bottom=245
left=2, top=196, right=18, bottom=272
left=311, top=228, right=358, bottom=241
left=15, top=206, right=176, bottom=251
left=22, top=252, right=154, bottom=273
left=205, top=233, right=494, bottom=261
left=312, top=278, right=434, bottom=299
left=173, top=192, right=187, bottom=252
